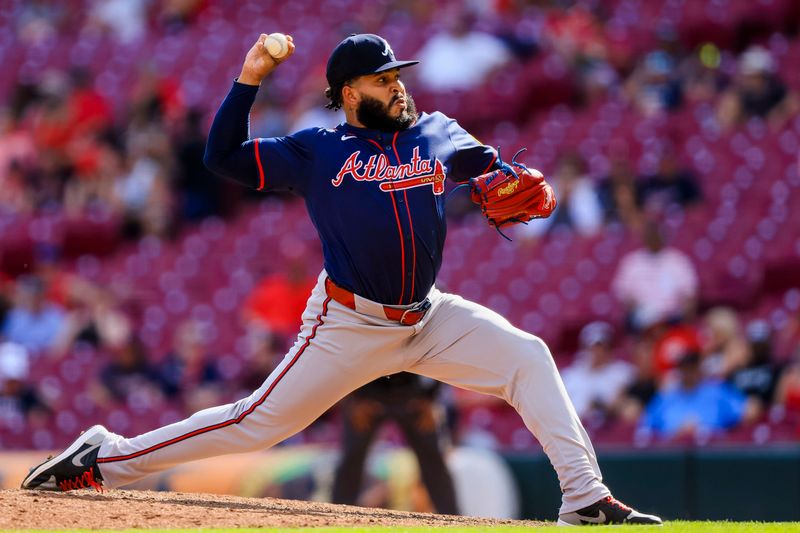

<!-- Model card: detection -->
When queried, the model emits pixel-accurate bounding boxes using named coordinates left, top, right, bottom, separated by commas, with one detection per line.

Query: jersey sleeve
left=250, top=131, right=315, bottom=193
left=445, top=117, right=499, bottom=182
left=203, top=81, right=312, bottom=194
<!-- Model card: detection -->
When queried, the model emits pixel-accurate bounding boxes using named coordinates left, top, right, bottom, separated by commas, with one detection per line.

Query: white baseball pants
left=96, top=271, right=610, bottom=514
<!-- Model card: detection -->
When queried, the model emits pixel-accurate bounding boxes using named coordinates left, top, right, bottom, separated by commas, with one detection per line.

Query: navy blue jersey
left=205, top=81, right=498, bottom=305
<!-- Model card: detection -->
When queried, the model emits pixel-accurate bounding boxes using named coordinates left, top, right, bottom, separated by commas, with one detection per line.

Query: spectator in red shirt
left=652, top=321, right=702, bottom=380
left=67, top=69, right=113, bottom=137
left=243, top=261, right=315, bottom=338
left=775, top=351, right=800, bottom=416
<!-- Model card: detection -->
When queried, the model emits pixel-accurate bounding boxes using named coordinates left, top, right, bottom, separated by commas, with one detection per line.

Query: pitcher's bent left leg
left=410, top=292, right=610, bottom=514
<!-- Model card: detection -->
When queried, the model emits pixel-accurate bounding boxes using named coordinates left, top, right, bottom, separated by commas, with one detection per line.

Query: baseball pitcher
left=22, top=33, right=661, bottom=526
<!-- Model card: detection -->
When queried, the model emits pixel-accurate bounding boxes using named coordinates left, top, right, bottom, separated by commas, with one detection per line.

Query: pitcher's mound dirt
left=0, top=489, right=547, bottom=529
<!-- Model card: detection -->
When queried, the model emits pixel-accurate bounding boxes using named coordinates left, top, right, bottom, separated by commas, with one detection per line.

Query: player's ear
left=342, top=84, right=359, bottom=107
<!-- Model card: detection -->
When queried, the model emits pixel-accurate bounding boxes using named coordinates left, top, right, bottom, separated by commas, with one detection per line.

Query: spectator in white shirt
left=415, top=8, right=512, bottom=92
left=524, top=152, right=603, bottom=238
left=562, top=322, right=635, bottom=423
left=612, top=223, right=698, bottom=331
left=0, top=341, right=49, bottom=426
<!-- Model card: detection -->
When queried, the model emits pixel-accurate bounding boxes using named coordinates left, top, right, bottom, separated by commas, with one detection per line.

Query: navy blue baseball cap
left=326, top=34, right=419, bottom=88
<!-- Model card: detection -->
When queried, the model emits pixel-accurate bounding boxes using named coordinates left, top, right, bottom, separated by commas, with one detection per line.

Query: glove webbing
left=476, top=147, right=531, bottom=241
left=447, top=148, right=537, bottom=241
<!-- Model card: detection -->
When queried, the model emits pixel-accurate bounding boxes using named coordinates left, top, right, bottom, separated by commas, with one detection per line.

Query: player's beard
left=356, top=93, right=418, bottom=132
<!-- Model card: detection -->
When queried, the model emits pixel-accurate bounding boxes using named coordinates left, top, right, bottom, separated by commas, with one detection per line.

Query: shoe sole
left=20, top=425, right=107, bottom=490
left=556, top=517, right=663, bottom=526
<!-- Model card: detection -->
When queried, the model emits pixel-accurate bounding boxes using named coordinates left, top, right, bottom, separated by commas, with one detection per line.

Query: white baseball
left=264, top=33, right=289, bottom=59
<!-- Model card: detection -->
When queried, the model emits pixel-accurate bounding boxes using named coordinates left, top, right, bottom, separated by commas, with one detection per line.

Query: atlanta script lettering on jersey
left=332, top=146, right=447, bottom=194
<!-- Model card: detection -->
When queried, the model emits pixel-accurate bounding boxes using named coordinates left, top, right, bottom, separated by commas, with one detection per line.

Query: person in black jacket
left=331, top=372, right=458, bottom=514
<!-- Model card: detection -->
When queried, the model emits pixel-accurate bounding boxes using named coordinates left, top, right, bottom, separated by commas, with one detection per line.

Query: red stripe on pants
left=97, top=297, right=332, bottom=463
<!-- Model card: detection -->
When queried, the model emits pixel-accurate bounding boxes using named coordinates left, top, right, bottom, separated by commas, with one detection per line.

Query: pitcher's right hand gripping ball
left=238, top=33, right=295, bottom=85
left=469, top=149, right=557, bottom=230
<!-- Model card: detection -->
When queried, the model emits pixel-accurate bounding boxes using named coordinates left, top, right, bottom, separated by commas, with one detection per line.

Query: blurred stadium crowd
left=1, top=0, right=800, bottom=453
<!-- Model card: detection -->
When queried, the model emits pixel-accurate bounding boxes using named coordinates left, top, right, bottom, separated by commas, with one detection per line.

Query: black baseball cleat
left=558, top=496, right=663, bottom=526
left=21, top=425, right=108, bottom=492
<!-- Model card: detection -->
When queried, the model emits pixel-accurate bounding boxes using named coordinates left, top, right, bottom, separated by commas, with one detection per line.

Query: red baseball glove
left=469, top=149, right=557, bottom=236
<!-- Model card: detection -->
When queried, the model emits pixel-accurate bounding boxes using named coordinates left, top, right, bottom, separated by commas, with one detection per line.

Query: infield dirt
left=0, top=489, right=547, bottom=529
